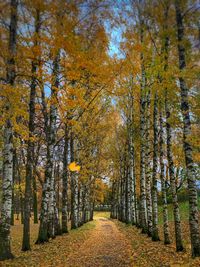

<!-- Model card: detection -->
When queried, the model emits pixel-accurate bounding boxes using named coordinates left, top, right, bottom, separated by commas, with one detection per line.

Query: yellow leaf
left=68, top=162, right=81, bottom=172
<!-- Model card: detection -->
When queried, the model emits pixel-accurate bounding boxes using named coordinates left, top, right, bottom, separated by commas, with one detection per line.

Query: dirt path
left=65, top=217, right=133, bottom=267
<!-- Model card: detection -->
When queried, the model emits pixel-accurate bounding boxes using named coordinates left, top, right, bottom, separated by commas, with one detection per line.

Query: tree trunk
left=13, top=151, right=20, bottom=221
left=0, top=0, right=18, bottom=260
left=152, top=93, right=160, bottom=241
left=139, top=22, right=147, bottom=234
left=145, top=90, right=153, bottom=236
left=82, top=185, right=87, bottom=223
left=22, top=10, right=41, bottom=250
left=36, top=53, right=59, bottom=243
left=32, top=173, right=38, bottom=224
left=128, top=90, right=136, bottom=225
left=62, top=126, right=69, bottom=233
left=11, top=168, right=15, bottom=226
left=175, top=0, right=200, bottom=257
left=159, top=108, right=171, bottom=244
left=47, top=53, right=59, bottom=239
left=70, top=133, right=79, bottom=229
left=121, top=159, right=126, bottom=223
left=36, top=81, right=50, bottom=243
left=126, top=150, right=132, bottom=224
left=54, top=164, right=61, bottom=236
left=165, top=93, right=184, bottom=251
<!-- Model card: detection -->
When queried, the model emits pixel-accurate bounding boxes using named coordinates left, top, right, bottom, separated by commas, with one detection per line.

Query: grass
left=94, top=211, right=110, bottom=219
left=158, top=197, right=200, bottom=224
left=70, top=220, right=96, bottom=233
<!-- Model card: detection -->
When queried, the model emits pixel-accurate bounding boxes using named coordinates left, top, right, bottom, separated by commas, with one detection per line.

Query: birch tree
left=175, top=0, right=200, bottom=257
left=0, top=0, right=18, bottom=260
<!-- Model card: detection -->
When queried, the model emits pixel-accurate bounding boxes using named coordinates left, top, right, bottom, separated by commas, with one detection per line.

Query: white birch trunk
left=175, top=0, right=200, bottom=257
left=0, top=0, right=17, bottom=260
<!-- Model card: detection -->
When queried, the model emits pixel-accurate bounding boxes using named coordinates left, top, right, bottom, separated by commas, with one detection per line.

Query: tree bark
left=139, top=21, right=147, bottom=233
left=128, top=88, right=136, bottom=225
left=36, top=53, right=59, bottom=243
left=22, top=9, right=41, bottom=251
left=47, top=53, right=59, bottom=239
left=32, top=172, right=38, bottom=224
left=159, top=108, right=171, bottom=244
left=54, top=163, right=62, bottom=235
left=0, top=0, right=18, bottom=260
left=175, top=0, right=200, bottom=257
left=145, top=90, right=153, bottom=236
left=62, top=126, right=69, bottom=233
left=152, top=93, right=160, bottom=241
left=165, top=93, right=184, bottom=251
left=70, top=133, right=79, bottom=229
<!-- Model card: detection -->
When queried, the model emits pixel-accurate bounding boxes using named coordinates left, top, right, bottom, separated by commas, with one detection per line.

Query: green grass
left=158, top=197, right=200, bottom=224
left=71, top=220, right=96, bottom=232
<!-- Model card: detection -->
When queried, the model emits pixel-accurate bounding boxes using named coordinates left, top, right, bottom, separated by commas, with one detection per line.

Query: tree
left=175, top=0, right=200, bottom=257
left=22, top=5, right=41, bottom=251
left=0, top=0, right=18, bottom=260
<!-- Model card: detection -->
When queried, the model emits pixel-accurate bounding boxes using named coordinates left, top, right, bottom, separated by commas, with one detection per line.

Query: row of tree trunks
left=36, top=52, right=60, bottom=244
left=110, top=2, right=199, bottom=259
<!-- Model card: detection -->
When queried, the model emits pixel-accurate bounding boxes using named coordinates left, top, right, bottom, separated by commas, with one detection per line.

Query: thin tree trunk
left=139, top=21, right=147, bottom=233
left=78, top=185, right=83, bottom=226
left=159, top=108, right=171, bottom=244
left=175, top=0, right=200, bottom=257
left=70, top=133, right=79, bottom=229
left=14, top=151, right=20, bottom=221
left=32, top=173, right=38, bottom=224
left=47, top=53, right=60, bottom=239
left=165, top=93, right=184, bottom=251
left=62, top=126, right=69, bottom=233
left=54, top=163, right=61, bottom=235
left=128, top=89, right=136, bottom=225
left=152, top=93, right=160, bottom=241
left=36, top=80, right=50, bottom=243
left=0, top=0, right=18, bottom=260
left=22, top=9, right=41, bottom=251
left=118, top=156, right=123, bottom=221
left=121, top=158, right=126, bottom=223
left=11, top=168, right=15, bottom=226
left=82, top=185, right=87, bottom=222
left=126, top=147, right=132, bottom=224
left=145, top=90, right=152, bottom=236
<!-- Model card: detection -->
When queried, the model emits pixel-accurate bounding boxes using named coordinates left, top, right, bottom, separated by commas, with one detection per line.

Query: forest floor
left=1, top=211, right=200, bottom=267
left=65, top=214, right=132, bottom=267
left=1, top=217, right=96, bottom=267
left=116, top=219, right=200, bottom=267
left=0, top=212, right=132, bottom=267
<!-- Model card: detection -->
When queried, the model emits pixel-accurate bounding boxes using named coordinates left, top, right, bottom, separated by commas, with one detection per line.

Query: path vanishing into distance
left=1, top=213, right=133, bottom=267
left=65, top=216, right=132, bottom=267
left=2, top=213, right=200, bottom=266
